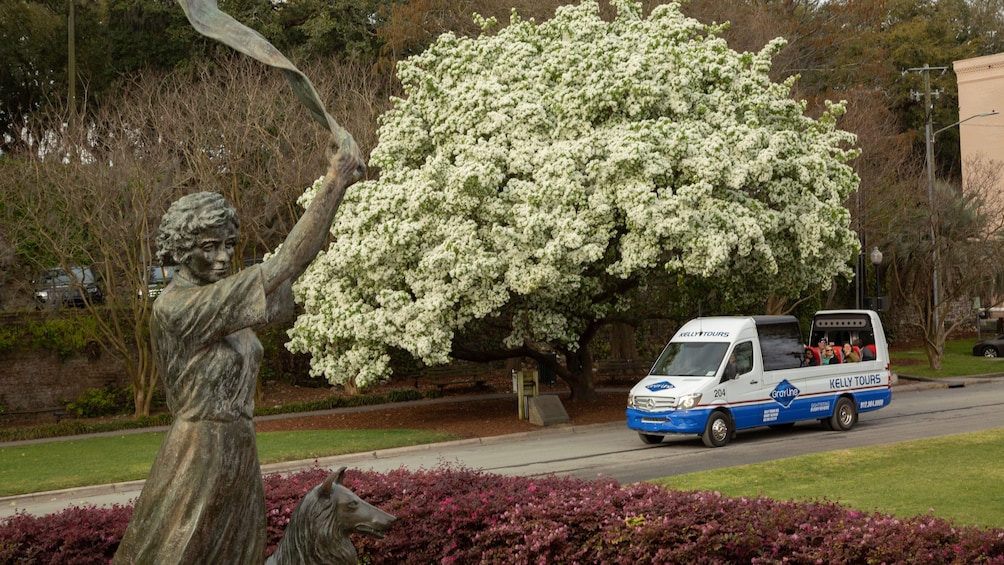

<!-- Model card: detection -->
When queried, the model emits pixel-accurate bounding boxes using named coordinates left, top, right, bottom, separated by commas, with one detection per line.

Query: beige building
left=953, top=53, right=1004, bottom=198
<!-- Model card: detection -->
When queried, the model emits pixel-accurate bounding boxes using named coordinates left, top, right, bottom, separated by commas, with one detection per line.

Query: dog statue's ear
left=318, top=467, right=348, bottom=498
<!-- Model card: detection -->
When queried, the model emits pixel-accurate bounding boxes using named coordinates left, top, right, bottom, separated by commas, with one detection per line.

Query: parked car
left=972, top=335, right=1004, bottom=358
left=140, top=265, right=176, bottom=300
left=34, top=266, right=104, bottom=308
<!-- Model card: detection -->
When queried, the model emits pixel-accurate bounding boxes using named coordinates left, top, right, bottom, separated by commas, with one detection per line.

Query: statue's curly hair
left=156, top=192, right=239, bottom=265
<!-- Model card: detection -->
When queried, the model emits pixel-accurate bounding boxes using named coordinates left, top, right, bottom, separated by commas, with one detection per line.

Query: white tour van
left=626, top=310, right=891, bottom=447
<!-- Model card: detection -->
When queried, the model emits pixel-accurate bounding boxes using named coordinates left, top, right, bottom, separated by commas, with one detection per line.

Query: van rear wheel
left=828, top=397, right=858, bottom=431
left=702, top=411, right=733, bottom=448
left=638, top=433, right=663, bottom=445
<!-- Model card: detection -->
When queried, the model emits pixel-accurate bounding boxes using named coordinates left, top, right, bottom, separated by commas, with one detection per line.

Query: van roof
left=752, top=315, right=799, bottom=327
left=675, top=317, right=750, bottom=340
left=673, top=315, right=800, bottom=342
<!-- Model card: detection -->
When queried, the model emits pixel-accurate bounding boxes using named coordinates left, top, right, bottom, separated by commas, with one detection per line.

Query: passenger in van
left=855, top=338, right=876, bottom=361
left=802, top=346, right=819, bottom=366
left=842, top=342, right=861, bottom=362
left=722, top=352, right=738, bottom=381
left=820, top=344, right=840, bottom=364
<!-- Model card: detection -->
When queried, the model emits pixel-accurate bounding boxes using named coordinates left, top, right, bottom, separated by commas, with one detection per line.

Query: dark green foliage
left=0, top=1, right=63, bottom=151
left=0, top=0, right=393, bottom=154
left=0, top=389, right=430, bottom=442
left=267, top=0, right=390, bottom=60
left=0, top=0, right=112, bottom=151
left=385, top=389, right=424, bottom=403
left=0, top=326, right=19, bottom=354
left=25, top=316, right=99, bottom=358
left=64, top=386, right=130, bottom=418
left=0, top=414, right=174, bottom=443
left=106, top=0, right=207, bottom=73
left=255, top=391, right=417, bottom=416
left=257, top=325, right=315, bottom=386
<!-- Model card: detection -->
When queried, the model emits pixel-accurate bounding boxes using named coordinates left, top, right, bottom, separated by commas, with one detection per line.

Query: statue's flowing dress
left=114, top=265, right=289, bottom=564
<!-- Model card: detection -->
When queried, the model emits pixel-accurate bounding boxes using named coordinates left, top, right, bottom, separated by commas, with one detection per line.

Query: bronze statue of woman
left=112, top=144, right=364, bottom=564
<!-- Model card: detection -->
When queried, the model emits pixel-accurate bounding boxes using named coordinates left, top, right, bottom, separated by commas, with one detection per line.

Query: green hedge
left=0, top=388, right=429, bottom=442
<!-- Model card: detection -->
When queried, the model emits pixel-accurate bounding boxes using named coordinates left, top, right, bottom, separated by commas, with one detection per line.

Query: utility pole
left=68, top=0, right=76, bottom=124
left=904, top=64, right=947, bottom=340
left=903, top=64, right=998, bottom=356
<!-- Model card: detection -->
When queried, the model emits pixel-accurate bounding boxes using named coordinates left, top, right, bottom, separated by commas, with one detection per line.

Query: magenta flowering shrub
left=0, top=504, right=132, bottom=564
left=261, top=466, right=331, bottom=556
left=341, top=466, right=1004, bottom=565
left=3, top=466, right=1004, bottom=564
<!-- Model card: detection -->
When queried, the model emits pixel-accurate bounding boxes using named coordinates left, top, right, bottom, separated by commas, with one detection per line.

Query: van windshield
left=650, top=342, right=729, bottom=377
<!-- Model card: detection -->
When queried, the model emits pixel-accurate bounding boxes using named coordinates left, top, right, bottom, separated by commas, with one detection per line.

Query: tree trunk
left=924, top=341, right=943, bottom=370
left=610, top=322, right=637, bottom=359
left=131, top=343, right=157, bottom=417
left=565, top=371, right=598, bottom=401
left=342, top=376, right=360, bottom=396
left=561, top=348, right=598, bottom=402
left=133, top=386, right=151, bottom=418
left=923, top=322, right=945, bottom=371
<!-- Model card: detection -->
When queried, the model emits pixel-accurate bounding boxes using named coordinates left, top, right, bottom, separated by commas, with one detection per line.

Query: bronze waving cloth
left=177, top=0, right=359, bottom=155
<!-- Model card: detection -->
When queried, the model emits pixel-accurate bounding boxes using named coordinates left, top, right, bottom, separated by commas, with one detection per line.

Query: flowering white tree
left=288, top=0, right=859, bottom=400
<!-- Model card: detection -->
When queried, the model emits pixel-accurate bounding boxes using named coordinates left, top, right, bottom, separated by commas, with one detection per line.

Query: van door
left=722, top=341, right=762, bottom=428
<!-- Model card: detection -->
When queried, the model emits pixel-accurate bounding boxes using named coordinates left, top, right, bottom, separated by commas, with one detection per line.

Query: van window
left=734, top=341, right=754, bottom=375
left=811, top=313, right=876, bottom=356
left=755, top=320, right=803, bottom=371
left=651, top=342, right=729, bottom=377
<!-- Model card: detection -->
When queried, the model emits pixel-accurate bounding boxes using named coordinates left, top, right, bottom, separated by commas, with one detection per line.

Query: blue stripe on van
left=627, top=387, right=891, bottom=436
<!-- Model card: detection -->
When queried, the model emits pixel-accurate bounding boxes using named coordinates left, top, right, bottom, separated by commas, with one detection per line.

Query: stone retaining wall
left=0, top=312, right=129, bottom=423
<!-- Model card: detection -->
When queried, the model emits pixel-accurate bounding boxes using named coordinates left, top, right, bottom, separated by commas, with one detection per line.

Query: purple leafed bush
left=0, top=504, right=132, bottom=564
left=3, top=465, right=1004, bottom=564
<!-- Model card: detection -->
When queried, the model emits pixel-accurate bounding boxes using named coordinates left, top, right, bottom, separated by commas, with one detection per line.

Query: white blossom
left=288, top=0, right=859, bottom=387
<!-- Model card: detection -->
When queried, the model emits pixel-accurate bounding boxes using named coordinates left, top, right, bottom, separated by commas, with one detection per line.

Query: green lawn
left=0, top=429, right=455, bottom=497
left=890, top=337, right=1004, bottom=378
left=654, top=428, right=1004, bottom=529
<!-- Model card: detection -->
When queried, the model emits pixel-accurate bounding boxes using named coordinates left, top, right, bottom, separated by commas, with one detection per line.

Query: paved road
left=4, top=379, right=1004, bottom=518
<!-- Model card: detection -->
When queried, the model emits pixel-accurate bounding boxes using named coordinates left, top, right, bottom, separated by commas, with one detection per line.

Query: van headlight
left=677, top=393, right=702, bottom=410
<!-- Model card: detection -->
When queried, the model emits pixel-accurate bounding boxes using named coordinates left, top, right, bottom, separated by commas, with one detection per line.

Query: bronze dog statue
left=266, top=467, right=396, bottom=565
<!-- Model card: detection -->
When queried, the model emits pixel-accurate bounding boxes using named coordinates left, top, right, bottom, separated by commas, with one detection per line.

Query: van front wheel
left=638, top=433, right=663, bottom=445
left=829, top=397, right=858, bottom=431
left=702, top=411, right=733, bottom=448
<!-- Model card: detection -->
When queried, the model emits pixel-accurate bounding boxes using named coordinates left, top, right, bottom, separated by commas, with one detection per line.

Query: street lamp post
left=870, top=247, right=883, bottom=311
left=924, top=109, right=999, bottom=330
